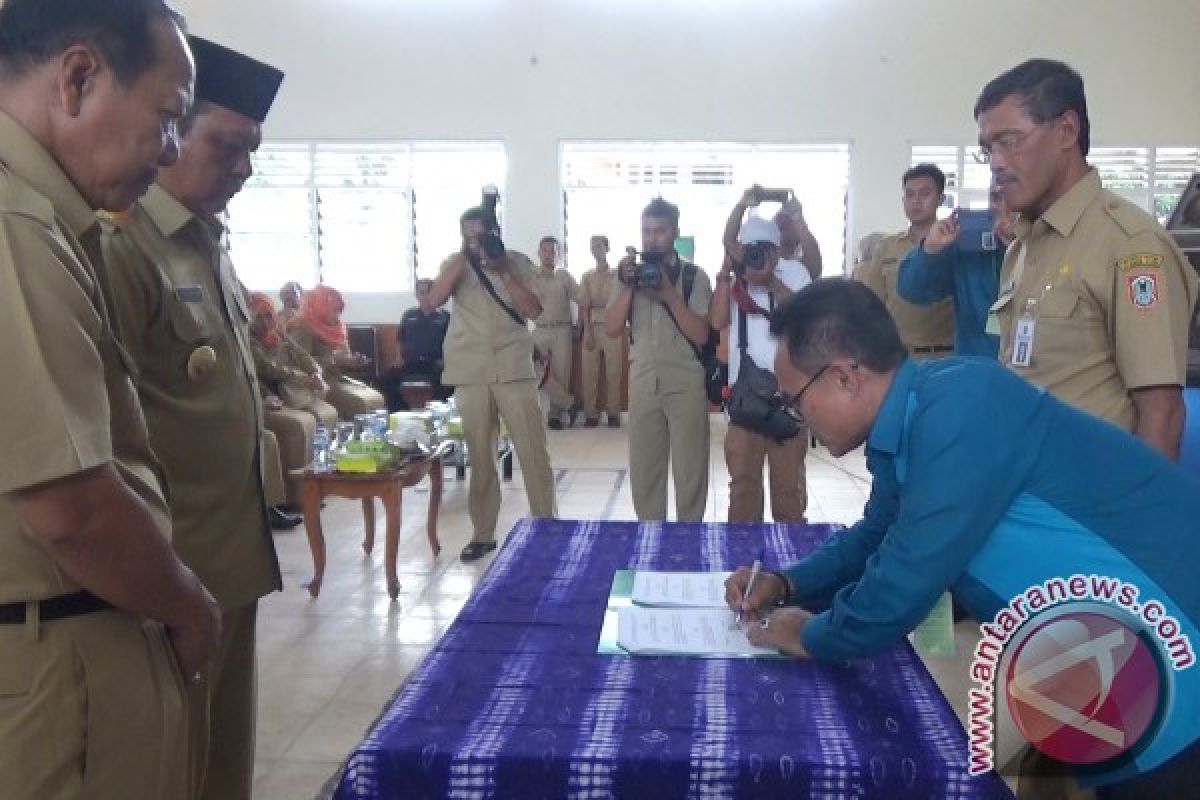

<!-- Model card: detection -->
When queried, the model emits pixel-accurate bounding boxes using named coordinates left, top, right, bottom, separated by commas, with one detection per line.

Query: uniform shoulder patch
left=1126, top=272, right=1160, bottom=311
left=1117, top=253, right=1163, bottom=272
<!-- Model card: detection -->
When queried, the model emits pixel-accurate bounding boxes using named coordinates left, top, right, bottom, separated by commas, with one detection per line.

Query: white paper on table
left=630, top=570, right=732, bottom=608
left=616, top=606, right=777, bottom=657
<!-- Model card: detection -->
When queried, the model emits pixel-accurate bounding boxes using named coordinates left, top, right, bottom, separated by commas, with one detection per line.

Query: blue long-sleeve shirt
left=786, top=358, right=1200, bottom=780
left=897, top=242, right=1001, bottom=357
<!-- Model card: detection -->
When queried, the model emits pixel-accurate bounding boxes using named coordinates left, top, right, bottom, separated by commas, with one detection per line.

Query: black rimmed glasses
left=775, top=363, right=832, bottom=424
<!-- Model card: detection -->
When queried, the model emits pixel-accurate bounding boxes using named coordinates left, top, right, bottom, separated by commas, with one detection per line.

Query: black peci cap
left=187, top=35, right=283, bottom=123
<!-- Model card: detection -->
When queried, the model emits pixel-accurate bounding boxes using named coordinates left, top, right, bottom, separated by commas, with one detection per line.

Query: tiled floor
left=252, top=415, right=984, bottom=799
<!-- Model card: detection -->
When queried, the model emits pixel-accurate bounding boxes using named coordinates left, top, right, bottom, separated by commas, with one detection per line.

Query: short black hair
left=974, top=58, right=1090, bottom=157
left=0, top=0, right=185, bottom=85
left=539, top=236, right=559, bottom=249
left=591, top=234, right=609, bottom=248
left=770, top=279, right=907, bottom=376
left=642, top=197, right=680, bottom=229
left=459, top=206, right=486, bottom=227
left=902, top=163, right=946, bottom=194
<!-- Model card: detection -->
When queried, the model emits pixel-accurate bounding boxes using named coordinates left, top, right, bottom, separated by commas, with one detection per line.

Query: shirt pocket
left=166, top=298, right=213, bottom=345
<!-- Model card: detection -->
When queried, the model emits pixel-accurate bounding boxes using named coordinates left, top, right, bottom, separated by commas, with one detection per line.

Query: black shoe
left=269, top=506, right=302, bottom=531
left=567, top=400, right=583, bottom=427
left=584, top=417, right=599, bottom=428
left=547, top=417, right=563, bottom=430
left=460, top=541, right=497, bottom=562
left=607, top=415, right=621, bottom=428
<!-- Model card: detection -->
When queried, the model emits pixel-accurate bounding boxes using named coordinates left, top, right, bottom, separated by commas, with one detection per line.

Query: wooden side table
left=291, top=453, right=443, bottom=600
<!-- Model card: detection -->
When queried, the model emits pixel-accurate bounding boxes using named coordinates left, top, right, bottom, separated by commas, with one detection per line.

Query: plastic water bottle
left=313, top=426, right=331, bottom=472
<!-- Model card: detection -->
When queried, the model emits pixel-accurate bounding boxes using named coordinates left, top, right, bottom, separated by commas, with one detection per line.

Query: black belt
left=0, top=590, right=113, bottom=625
left=912, top=345, right=954, bottom=354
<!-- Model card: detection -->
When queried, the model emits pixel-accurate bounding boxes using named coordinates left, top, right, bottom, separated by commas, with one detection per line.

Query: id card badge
left=1011, top=314, right=1036, bottom=368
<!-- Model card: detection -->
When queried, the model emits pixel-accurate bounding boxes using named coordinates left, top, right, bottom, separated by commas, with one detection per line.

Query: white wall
left=174, top=0, right=1200, bottom=322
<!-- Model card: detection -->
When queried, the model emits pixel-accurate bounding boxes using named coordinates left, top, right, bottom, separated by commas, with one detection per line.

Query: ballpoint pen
left=735, top=548, right=765, bottom=627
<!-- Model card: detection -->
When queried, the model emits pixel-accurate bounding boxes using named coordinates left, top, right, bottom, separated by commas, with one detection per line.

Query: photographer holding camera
left=426, top=191, right=557, bottom=562
left=712, top=188, right=812, bottom=523
left=605, top=198, right=712, bottom=522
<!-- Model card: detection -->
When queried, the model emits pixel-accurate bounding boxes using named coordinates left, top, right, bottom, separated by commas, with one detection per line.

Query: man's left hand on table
left=746, top=607, right=814, bottom=658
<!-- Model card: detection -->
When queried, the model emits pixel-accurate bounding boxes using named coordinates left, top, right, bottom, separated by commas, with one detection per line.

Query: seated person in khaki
left=249, top=292, right=337, bottom=430
left=288, top=285, right=385, bottom=419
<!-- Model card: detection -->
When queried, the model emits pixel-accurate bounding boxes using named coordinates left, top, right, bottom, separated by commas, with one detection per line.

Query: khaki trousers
left=264, top=408, right=316, bottom=507
left=326, top=381, right=386, bottom=420
left=455, top=380, right=557, bottom=540
left=0, top=610, right=189, bottom=799
left=724, top=422, right=808, bottom=523
left=532, top=326, right=575, bottom=415
left=582, top=325, right=624, bottom=418
left=261, top=429, right=286, bottom=508
left=188, top=602, right=258, bottom=800
left=628, top=375, right=710, bottom=522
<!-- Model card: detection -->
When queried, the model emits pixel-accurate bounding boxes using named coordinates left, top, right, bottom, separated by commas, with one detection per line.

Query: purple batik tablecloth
left=335, top=518, right=1013, bottom=799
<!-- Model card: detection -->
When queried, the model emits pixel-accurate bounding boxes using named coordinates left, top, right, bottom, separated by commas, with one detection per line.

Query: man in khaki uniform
left=977, top=59, right=1198, bottom=461
left=101, top=37, right=285, bottom=800
left=531, top=235, right=582, bottom=428
left=855, top=164, right=956, bottom=358
left=428, top=206, right=556, bottom=562
left=606, top=198, right=712, bottom=521
left=0, top=3, right=219, bottom=798
left=580, top=235, right=625, bottom=427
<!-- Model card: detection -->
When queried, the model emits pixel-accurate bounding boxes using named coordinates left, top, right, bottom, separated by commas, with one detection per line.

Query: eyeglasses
left=775, top=363, right=832, bottom=423
left=975, top=115, right=1062, bottom=164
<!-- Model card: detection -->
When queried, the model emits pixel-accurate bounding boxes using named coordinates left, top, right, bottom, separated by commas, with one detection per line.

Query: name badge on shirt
left=175, top=285, right=205, bottom=303
left=1011, top=315, right=1036, bottom=368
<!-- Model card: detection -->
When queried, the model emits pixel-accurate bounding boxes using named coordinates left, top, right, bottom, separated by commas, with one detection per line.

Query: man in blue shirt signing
left=727, top=278, right=1200, bottom=795
left=896, top=184, right=1014, bottom=358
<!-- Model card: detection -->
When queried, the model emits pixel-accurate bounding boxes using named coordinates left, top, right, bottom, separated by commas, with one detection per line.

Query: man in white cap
left=712, top=189, right=812, bottom=522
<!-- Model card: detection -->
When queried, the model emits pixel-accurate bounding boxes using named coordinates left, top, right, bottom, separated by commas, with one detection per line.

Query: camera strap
left=627, top=258, right=695, bottom=348
left=736, top=289, right=775, bottom=354
left=467, top=253, right=526, bottom=329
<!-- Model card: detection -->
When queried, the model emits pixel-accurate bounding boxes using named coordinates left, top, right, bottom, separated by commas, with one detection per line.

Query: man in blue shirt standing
left=897, top=184, right=1013, bottom=358
left=727, top=278, right=1200, bottom=796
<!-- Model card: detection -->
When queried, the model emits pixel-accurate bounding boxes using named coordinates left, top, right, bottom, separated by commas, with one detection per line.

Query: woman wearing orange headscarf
left=288, top=285, right=386, bottom=419
left=249, top=292, right=338, bottom=431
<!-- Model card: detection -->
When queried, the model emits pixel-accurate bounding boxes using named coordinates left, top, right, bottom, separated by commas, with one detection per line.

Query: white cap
left=738, top=216, right=781, bottom=246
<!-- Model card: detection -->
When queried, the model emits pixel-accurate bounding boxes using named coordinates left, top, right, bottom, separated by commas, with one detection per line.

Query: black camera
left=622, top=250, right=664, bottom=289
left=479, top=187, right=506, bottom=261
left=736, top=241, right=772, bottom=276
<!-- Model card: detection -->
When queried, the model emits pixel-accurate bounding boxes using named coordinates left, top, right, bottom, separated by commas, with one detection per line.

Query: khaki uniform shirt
left=994, top=169, right=1198, bottom=430
left=531, top=267, right=577, bottom=328
left=252, top=334, right=322, bottom=407
left=0, top=111, right=171, bottom=603
left=855, top=231, right=955, bottom=351
left=627, top=260, right=713, bottom=392
left=580, top=267, right=621, bottom=329
left=102, top=185, right=279, bottom=612
left=440, top=251, right=539, bottom=386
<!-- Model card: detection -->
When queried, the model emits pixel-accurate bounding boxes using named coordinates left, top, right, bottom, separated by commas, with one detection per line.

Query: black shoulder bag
left=725, top=292, right=800, bottom=442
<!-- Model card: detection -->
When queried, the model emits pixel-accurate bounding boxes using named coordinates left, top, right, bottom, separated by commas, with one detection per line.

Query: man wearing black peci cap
left=101, top=35, right=284, bottom=800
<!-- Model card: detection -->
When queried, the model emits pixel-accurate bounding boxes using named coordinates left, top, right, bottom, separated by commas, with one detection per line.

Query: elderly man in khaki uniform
left=978, top=59, right=1197, bottom=461
left=855, top=164, right=956, bottom=359
left=580, top=234, right=626, bottom=427
left=101, top=37, right=284, bottom=800
left=606, top=198, right=713, bottom=521
left=428, top=206, right=557, bottom=562
left=530, top=235, right=582, bottom=428
left=0, top=3, right=220, bottom=798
